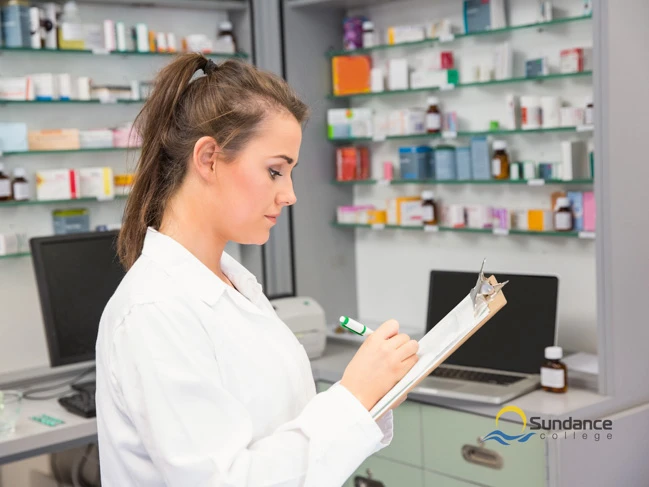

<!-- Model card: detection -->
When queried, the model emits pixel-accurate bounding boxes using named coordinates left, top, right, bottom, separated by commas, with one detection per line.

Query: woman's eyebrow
left=271, top=155, right=294, bottom=165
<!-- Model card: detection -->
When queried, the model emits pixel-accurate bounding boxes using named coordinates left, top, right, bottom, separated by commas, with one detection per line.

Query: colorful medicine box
left=79, top=167, right=115, bottom=200
left=528, top=209, right=553, bottom=231
left=567, top=191, right=584, bottom=231
left=332, top=55, right=371, bottom=96
left=583, top=191, right=596, bottom=232
left=387, top=197, right=421, bottom=225
left=28, top=129, right=80, bottom=151
left=399, top=146, right=432, bottom=179
left=36, top=169, right=80, bottom=200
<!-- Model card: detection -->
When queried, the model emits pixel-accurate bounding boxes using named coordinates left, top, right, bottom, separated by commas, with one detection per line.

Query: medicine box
left=0, top=77, right=33, bottom=101
left=79, top=167, right=115, bottom=200
left=410, top=69, right=459, bottom=90
left=332, top=56, right=372, bottom=96
left=492, top=208, right=509, bottom=229
left=442, top=204, right=466, bottom=228
left=367, top=209, right=387, bottom=225
left=36, top=169, right=80, bottom=200
left=434, top=146, right=457, bottom=180
left=388, top=58, right=409, bottom=91
left=53, top=209, right=90, bottom=235
left=560, top=48, right=592, bottom=73
left=528, top=209, right=553, bottom=231
left=456, top=147, right=472, bottom=180
left=336, top=146, right=370, bottom=181
left=399, top=146, right=431, bottom=179
left=470, top=137, right=490, bottom=180
left=583, top=191, right=596, bottom=232
left=466, top=205, right=493, bottom=229
left=113, top=125, right=142, bottom=148
left=400, top=200, right=423, bottom=226
left=0, top=233, right=19, bottom=256
left=327, top=109, right=373, bottom=140
left=80, top=130, right=114, bottom=149
left=567, top=191, right=584, bottom=231
left=28, top=129, right=80, bottom=151
left=511, top=209, right=528, bottom=230
left=0, top=123, right=28, bottom=152
left=387, top=197, right=421, bottom=225
left=561, top=141, right=590, bottom=180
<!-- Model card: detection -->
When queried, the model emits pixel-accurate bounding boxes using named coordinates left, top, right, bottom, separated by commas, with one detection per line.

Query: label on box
left=493, top=228, right=509, bottom=236
left=372, top=224, right=385, bottom=230
left=439, top=34, right=455, bottom=43
left=440, top=84, right=455, bottom=91
left=442, top=131, right=457, bottom=139
left=576, top=125, right=594, bottom=132
left=527, top=179, right=545, bottom=186
left=578, top=231, right=596, bottom=239
left=424, top=224, right=439, bottom=232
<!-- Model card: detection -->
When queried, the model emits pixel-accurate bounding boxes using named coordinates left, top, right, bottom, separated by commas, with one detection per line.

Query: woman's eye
left=269, top=168, right=282, bottom=179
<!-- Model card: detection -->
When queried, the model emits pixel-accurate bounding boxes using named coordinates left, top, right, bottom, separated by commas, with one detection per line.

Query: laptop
left=414, top=270, right=559, bottom=404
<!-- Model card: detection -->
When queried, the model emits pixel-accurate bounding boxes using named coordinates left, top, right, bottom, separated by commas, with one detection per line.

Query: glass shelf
left=0, top=252, right=31, bottom=260
left=331, top=221, right=594, bottom=239
left=326, top=15, right=592, bottom=57
left=329, top=126, right=591, bottom=143
left=2, top=147, right=139, bottom=157
left=0, top=46, right=248, bottom=59
left=332, top=178, right=594, bottom=186
left=328, top=72, right=593, bottom=100
left=0, top=99, right=143, bottom=105
left=0, top=195, right=128, bottom=208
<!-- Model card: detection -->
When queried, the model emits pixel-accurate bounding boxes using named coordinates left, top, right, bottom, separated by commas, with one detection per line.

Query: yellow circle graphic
left=495, top=405, right=527, bottom=433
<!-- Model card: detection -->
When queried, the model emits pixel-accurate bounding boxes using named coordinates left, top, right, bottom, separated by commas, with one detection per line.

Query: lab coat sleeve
left=108, top=302, right=391, bottom=487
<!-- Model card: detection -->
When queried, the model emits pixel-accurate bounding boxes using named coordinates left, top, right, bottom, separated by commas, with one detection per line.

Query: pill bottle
left=421, top=190, right=438, bottom=225
left=554, top=197, right=574, bottom=231
left=426, top=97, right=441, bottom=134
left=218, top=21, right=237, bottom=52
left=491, top=140, right=510, bottom=180
left=584, top=95, right=594, bottom=126
left=12, top=168, right=29, bottom=201
left=541, top=346, right=568, bottom=393
left=362, top=21, right=375, bottom=48
left=0, top=163, right=11, bottom=201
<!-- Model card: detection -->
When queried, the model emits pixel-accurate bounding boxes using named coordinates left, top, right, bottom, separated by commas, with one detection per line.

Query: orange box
left=387, top=196, right=421, bottom=225
left=28, top=129, right=80, bottom=151
left=528, top=209, right=553, bottom=231
left=332, top=56, right=371, bottom=96
left=368, top=209, right=387, bottom=225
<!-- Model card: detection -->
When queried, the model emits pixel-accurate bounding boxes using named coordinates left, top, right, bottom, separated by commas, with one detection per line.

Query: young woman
left=95, top=54, right=419, bottom=486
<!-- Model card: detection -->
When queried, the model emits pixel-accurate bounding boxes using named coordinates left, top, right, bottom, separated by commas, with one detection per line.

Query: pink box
left=112, top=125, right=142, bottom=148
left=492, top=208, right=509, bottom=229
left=583, top=191, right=596, bottom=231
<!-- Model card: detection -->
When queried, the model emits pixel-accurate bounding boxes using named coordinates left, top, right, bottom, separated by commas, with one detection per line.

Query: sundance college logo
left=482, top=405, right=613, bottom=446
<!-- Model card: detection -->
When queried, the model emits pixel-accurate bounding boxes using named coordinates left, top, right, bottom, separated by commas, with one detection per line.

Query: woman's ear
left=191, top=136, right=220, bottom=181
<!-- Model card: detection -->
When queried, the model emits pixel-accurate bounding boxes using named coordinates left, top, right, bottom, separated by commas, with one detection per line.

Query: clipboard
left=370, top=275, right=507, bottom=420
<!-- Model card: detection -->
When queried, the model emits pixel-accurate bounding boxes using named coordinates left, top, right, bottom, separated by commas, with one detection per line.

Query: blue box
left=53, top=209, right=90, bottom=235
left=538, top=163, right=553, bottom=180
left=470, top=137, right=490, bottom=180
left=463, top=0, right=491, bottom=33
left=0, top=123, right=28, bottom=153
left=567, top=191, right=584, bottom=231
left=434, top=146, right=457, bottom=181
left=399, top=146, right=432, bottom=179
left=1, top=4, right=30, bottom=48
left=456, top=147, right=472, bottom=180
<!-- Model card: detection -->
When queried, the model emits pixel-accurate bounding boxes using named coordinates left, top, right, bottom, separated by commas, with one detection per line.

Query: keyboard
left=58, top=381, right=96, bottom=418
left=429, top=367, right=525, bottom=386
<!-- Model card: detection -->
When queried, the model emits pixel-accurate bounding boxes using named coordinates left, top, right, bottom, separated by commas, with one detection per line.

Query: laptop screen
left=426, top=271, right=558, bottom=375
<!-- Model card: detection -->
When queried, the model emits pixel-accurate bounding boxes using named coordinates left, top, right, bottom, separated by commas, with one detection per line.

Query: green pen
left=339, top=316, right=373, bottom=336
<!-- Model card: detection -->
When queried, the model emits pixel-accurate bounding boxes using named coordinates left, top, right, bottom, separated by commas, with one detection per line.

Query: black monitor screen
left=426, top=271, right=559, bottom=375
left=30, top=231, right=125, bottom=367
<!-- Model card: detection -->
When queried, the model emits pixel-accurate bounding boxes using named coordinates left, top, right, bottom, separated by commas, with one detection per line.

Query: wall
left=0, top=4, right=240, bottom=375
left=340, top=0, right=597, bottom=353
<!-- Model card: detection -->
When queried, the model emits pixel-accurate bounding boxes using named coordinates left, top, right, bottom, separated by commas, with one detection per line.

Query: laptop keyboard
left=430, top=367, right=525, bottom=386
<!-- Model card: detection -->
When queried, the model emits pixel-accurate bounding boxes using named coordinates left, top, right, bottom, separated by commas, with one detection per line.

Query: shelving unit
left=326, top=14, right=592, bottom=56
left=0, top=100, right=143, bottom=105
left=331, top=221, right=596, bottom=239
left=332, top=178, right=594, bottom=186
left=0, top=252, right=32, bottom=260
left=0, top=195, right=128, bottom=208
left=328, top=71, right=592, bottom=99
left=1, top=148, right=139, bottom=157
left=0, top=46, right=248, bottom=58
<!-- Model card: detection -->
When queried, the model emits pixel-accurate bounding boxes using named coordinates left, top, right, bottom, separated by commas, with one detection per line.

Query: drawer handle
left=461, top=444, right=504, bottom=470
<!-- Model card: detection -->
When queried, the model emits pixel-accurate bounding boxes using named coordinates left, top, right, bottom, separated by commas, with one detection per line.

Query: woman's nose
left=278, top=181, right=297, bottom=207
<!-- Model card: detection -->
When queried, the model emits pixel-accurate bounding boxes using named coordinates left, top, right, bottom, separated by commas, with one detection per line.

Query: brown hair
left=118, top=54, right=309, bottom=269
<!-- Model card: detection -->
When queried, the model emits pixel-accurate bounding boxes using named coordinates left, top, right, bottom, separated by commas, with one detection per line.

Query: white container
left=77, top=77, right=91, bottom=100
left=130, top=80, right=141, bottom=101
left=504, top=94, right=518, bottom=130
left=0, top=77, right=31, bottom=101
left=116, top=22, right=127, bottom=51
left=167, top=33, right=177, bottom=52
left=156, top=32, right=168, bottom=52
left=79, top=167, right=115, bottom=200
left=31, top=73, right=57, bottom=101
left=541, top=96, right=561, bottom=128
left=370, top=68, right=385, bottom=92
left=362, top=21, right=375, bottom=48
left=57, top=74, right=72, bottom=100
left=388, top=58, right=409, bottom=91
left=520, top=96, right=542, bottom=130
left=103, top=20, right=116, bottom=51
left=42, top=3, right=58, bottom=49
left=80, top=129, right=114, bottom=149
left=30, top=7, right=41, bottom=49
left=135, top=23, right=149, bottom=52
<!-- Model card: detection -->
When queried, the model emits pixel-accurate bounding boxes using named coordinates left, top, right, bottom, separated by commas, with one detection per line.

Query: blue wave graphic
left=483, top=430, right=536, bottom=446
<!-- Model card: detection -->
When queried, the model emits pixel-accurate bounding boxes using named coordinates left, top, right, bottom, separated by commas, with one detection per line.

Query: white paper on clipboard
left=370, top=294, right=494, bottom=420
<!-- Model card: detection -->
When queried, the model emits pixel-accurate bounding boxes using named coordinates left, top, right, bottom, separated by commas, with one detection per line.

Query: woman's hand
left=340, top=319, right=419, bottom=411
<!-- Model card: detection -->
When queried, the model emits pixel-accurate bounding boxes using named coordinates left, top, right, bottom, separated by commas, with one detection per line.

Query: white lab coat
left=95, top=228, right=393, bottom=487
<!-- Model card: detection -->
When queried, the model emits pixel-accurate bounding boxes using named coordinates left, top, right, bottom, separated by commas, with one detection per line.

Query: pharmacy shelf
left=0, top=252, right=31, bottom=260
left=0, top=46, right=248, bottom=59
left=329, top=126, right=593, bottom=143
left=75, top=0, right=248, bottom=10
left=328, top=71, right=593, bottom=100
left=0, top=99, right=143, bottom=105
left=332, top=178, right=594, bottom=186
left=0, top=195, right=128, bottom=208
left=1, top=147, right=139, bottom=157
left=326, top=14, right=592, bottom=57
left=331, top=221, right=596, bottom=239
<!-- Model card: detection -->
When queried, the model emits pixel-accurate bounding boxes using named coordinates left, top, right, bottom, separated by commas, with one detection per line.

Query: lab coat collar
left=141, top=228, right=263, bottom=308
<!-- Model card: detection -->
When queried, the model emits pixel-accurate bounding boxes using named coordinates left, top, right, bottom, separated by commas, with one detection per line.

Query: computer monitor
left=30, top=231, right=125, bottom=367
left=426, top=271, right=559, bottom=375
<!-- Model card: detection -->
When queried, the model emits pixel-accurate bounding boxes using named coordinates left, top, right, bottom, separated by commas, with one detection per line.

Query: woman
left=95, top=54, right=419, bottom=487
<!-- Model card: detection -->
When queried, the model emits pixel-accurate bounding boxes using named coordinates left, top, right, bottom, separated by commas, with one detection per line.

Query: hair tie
left=203, top=59, right=218, bottom=75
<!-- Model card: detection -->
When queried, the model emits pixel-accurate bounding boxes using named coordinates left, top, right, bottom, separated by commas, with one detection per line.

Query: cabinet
left=344, top=456, right=424, bottom=487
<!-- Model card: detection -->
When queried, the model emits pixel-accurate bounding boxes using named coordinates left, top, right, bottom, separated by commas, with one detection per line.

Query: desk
left=0, top=340, right=611, bottom=467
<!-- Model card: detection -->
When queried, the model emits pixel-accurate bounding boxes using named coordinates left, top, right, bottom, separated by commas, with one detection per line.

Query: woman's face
left=213, top=111, right=302, bottom=245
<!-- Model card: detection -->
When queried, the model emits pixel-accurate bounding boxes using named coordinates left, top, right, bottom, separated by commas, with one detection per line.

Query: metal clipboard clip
left=470, top=259, right=508, bottom=318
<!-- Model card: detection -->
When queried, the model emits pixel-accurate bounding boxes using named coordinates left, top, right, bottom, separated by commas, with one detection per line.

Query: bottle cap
left=493, top=140, right=507, bottom=151
left=545, top=346, right=563, bottom=360
left=421, top=190, right=434, bottom=200
left=13, top=168, right=26, bottom=178
left=555, top=197, right=571, bottom=210
left=427, top=96, right=439, bottom=106
left=219, top=21, right=233, bottom=31
left=363, top=21, right=374, bottom=30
